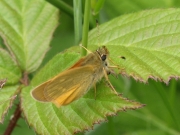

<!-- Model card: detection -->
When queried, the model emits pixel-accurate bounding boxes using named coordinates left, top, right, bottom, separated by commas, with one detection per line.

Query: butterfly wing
left=31, top=80, right=51, bottom=102
left=44, top=66, right=96, bottom=107
left=31, top=57, right=89, bottom=102
left=32, top=66, right=96, bottom=107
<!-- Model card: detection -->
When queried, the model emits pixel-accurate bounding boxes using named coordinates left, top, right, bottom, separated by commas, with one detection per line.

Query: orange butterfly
left=31, top=46, right=118, bottom=107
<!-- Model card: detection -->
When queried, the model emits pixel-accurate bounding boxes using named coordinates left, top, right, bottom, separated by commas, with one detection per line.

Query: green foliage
left=22, top=80, right=142, bottom=135
left=21, top=52, right=142, bottom=135
left=0, top=0, right=180, bottom=135
left=0, top=49, right=21, bottom=84
left=0, top=0, right=59, bottom=72
left=0, top=85, right=18, bottom=123
left=88, top=9, right=180, bottom=83
left=104, top=0, right=172, bottom=18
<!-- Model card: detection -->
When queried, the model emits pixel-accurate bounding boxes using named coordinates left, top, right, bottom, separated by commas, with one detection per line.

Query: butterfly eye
left=101, top=55, right=106, bottom=61
left=106, top=71, right=111, bottom=75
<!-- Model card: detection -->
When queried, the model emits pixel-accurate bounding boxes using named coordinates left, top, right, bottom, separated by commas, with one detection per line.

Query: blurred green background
left=1, top=0, right=180, bottom=134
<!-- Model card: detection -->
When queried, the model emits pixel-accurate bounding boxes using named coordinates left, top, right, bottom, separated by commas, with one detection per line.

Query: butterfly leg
left=108, top=57, right=126, bottom=75
left=103, top=68, right=118, bottom=95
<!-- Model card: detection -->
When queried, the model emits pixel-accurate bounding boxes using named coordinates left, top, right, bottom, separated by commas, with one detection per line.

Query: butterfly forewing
left=31, top=80, right=50, bottom=102
left=35, top=66, right=95, bottom=107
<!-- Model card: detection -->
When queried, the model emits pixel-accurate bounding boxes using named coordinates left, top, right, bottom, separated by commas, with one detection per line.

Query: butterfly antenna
left=79, top=44, right=92, bottom=53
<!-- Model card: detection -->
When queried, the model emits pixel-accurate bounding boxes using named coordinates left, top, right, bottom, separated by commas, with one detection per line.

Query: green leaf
left=91, top=0, right=105, bottom=15
left=0, top=85, right=18, bottom=123
left=0, top=0, right=59, bottom=72
left=104, top=0, right=172, bottom=18
left=21, top=52, right=143, bottom=135
left=88, top=9, right=180, bottom=83
left=0, top=49, right=21, bottom=84
left=112, top=80, right=180, bottom=135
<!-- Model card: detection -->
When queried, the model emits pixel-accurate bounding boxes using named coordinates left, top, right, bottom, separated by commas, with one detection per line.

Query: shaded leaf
left=0, top=49, right=21, bottom=84
left=85, top=79, right=180, bottom=135
left=104, top=0, right=172, bottom=18
left=21, top=52, right=143, bottom=135
left=0, top=0, right=59, bottom=72
left=88, top=9, right=180, bottom=83
left=0, top=85, right=18, bottom=123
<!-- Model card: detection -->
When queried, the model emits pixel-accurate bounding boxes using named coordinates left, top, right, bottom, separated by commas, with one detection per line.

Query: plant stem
left=46, top=0, right=73, bottom=17
left=3, top=104, right=21, bottom=135
left=73, top=0, right=82, bottom=45
left=81, top=0, right=90, bottom=56
left=4, top=72, right=29, bottom=135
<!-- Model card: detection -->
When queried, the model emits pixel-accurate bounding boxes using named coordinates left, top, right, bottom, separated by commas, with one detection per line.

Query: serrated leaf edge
left=73, top=95, right=145, bottom=134
left=20, top=94, right=144, bottom=135
left=0, top=88, right=18, bottom=123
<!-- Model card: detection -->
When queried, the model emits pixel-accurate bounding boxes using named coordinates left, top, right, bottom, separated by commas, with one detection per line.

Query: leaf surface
left=88, top=9, right=180, bottom=83
left=0, top=49, right=21, bottom=84
left=0, top=85, right=18, bottom=123
left=104, top=0, right=172, bottom=18
left=0, top=0, right=59, bottom=72
left=21, top=52, right=143, bottom=135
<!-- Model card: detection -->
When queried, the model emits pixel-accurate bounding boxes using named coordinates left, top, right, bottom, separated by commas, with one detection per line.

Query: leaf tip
left=0, top=94, right=17, bottom=123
